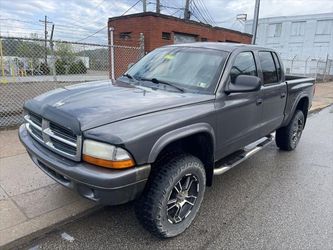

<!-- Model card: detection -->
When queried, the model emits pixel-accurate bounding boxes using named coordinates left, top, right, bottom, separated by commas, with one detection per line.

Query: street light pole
left=39, top=15, right=52, bottom=65
left=251, top=0, right=260, bottom=44
left=184, top=0, right=190, bottom=20
left=156, top=0, right=160, bottom=13
left=142, top=0, right=146, bottom=12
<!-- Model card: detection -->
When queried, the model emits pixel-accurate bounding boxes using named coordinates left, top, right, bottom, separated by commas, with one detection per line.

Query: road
left=24, top=107, right=333, bottom=250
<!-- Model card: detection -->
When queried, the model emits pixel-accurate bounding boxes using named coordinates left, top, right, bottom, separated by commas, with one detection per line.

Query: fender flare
left=148, top=123, right=216, bottom=163
left=283, top=93, right=309, bottom=126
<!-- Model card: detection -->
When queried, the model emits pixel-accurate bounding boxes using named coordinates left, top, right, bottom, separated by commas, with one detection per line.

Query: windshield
left=121, top=46, right=228, bottom=93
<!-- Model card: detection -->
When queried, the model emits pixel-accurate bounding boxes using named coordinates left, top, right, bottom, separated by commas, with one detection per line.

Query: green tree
left=55, top=43, right=75, bottom=65
left=68, top=60, right=87, bottom=74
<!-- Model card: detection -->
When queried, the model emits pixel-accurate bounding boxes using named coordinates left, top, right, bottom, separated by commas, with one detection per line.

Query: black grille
left=31, top=126, right=43, bottom=140
left=25, top=112, right=81, bottom=161
left=49, top=122, right=77, bottom=143
left=29, top=113, right=42, bottom=127
left=50, top=137, right=77, bottom=156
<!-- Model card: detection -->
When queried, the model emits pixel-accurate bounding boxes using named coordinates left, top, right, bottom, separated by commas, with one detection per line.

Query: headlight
left=82, top=140, right=135, bottom=169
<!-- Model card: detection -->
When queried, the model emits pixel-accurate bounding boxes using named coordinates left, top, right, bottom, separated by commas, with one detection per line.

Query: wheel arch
left=283, top=94, right=310, bottom=127
left=148, top=123, right=216, bottom=186
left=295, top=96, right=309, bottom=124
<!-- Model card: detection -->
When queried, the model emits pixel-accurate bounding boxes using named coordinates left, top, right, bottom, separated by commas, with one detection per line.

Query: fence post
left=315, top=59, right=320, bottom=81
left=0, top=38, right=7, bottom=84
left=109, top=27, right=115, bottom=81
left=304, top=56, right=310, bottom=76
left=323, top=54, right=329, bottom=82
left=290, top=55, right=296, bottom=74
left=139, top=33, right=145, bottom=59
left=50, top=38, right=57, bottom=82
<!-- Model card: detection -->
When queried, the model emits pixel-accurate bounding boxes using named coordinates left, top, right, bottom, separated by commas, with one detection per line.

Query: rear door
left=258, top=51, right=287, bottom=136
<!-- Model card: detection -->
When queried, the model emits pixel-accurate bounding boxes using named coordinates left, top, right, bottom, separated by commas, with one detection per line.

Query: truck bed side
left=281, top=75, right=315, bottom=127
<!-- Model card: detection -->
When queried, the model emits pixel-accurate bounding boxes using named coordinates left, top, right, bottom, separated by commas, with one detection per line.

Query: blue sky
left=0, top=0, right=332, bottom=43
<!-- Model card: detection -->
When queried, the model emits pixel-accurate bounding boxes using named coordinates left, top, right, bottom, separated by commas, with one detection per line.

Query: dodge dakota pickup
left=19, top=42, right=315, bottom=238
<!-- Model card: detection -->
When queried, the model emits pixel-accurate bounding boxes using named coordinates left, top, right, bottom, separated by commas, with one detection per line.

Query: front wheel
left=135, top=153, right=206, bottom=238
left=276, top=110, right=305, bottom=151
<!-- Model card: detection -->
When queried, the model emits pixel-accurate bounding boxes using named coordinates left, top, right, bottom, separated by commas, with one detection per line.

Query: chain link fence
left=281, top=57, right=333, bottom=82
left=0, top=36, right=144, bottom=128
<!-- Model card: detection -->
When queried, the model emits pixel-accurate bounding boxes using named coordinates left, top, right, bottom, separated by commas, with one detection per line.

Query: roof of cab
left=167, top=42, right=271, bottom=52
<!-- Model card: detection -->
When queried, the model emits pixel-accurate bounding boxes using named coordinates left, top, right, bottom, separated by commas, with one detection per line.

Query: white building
left=245, top=13, right=333, bottom=60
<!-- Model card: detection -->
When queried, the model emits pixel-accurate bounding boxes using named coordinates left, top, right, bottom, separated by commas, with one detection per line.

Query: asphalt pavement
left=23, top=106, right=333, bottom=250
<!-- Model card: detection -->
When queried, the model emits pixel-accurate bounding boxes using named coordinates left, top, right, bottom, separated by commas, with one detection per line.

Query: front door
left=215, top=51, right=262, bottom=159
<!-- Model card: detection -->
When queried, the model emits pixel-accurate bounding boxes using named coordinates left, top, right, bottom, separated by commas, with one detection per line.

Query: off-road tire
left=135, top=153, right=206, bottom=238
left=276, top=110, right=305, bottom=151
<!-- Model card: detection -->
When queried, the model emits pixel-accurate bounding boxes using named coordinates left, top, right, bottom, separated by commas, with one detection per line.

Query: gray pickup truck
left=19, top=42, right=315, bottom=238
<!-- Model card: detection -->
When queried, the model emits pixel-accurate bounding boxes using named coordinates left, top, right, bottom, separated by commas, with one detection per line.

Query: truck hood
left=28, top=80, right=214, bottom=131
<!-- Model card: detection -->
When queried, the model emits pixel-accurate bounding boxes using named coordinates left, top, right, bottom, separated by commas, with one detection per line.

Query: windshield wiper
left=123, top=73, right=136, bottom=80
left=140, top=77, right=184, bottom=92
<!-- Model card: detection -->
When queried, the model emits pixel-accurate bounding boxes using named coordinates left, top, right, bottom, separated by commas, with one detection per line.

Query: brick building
left=108, top=12, right=252, bottom=77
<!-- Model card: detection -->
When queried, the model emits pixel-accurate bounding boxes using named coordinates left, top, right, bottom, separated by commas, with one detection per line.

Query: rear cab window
left=258, top=51, right=279, bottom=84
left=272, top=52, right=282, bottom=81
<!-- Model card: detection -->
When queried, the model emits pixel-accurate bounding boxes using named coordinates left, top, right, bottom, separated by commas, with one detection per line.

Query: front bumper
left=18, top=124, right=151, bottom=205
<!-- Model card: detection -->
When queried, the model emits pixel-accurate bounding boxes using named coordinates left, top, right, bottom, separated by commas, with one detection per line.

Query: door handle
left=256, top=99, right=263, bottom=105
left=280, top=93, right=286, bottom=98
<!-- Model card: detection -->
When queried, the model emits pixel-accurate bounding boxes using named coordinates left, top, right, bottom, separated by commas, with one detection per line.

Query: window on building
left=162, top=32, right=171, bottom=40
left=230, top=52, right=257, bottom=84
left=259, top=52, right=278, bottom=84
left=119, top=32, right=132, bottom=40
left=316, top=20, right=333, bottom=35
left=201, top=37, right=208, bottom=41
left=173, top=33, right=197, bottom=44
left=288, top=43, right=303, bottom=57
left=313, top=42, right=329, bottom=58
left=291, top=21, right=305, bottom=36
left=225, top=40, right=240, bottom=43
left=267, top=23, right=282, bottom=37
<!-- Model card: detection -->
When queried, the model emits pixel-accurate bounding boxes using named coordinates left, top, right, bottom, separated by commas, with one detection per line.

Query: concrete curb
left=1, top=201, right=102, bottom=250
left=309, top=103, right=333, bottom=115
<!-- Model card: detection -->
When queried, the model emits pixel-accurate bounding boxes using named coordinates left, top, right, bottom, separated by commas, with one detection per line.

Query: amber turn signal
left=83, top=154, right=135, bottom=169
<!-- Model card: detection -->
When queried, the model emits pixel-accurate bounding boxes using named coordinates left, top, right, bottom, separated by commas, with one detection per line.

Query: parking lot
left=22, top=106, right=333, bottom=250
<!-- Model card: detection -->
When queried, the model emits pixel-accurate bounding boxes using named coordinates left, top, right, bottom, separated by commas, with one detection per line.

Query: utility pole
left=142, top=0, right=146, bottom=12
left=156, top=0, right=160, bottom=14
left=39, top=15, right=52, bottom=65
left=49, top=24, right=57, bottom=81
left=251, top=0, right=260, bottom=44
left=184, top=0, right=190, bottom=20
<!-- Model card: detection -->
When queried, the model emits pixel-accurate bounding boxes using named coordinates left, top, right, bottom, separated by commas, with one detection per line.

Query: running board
left=213, top=134, right=275, bottom=176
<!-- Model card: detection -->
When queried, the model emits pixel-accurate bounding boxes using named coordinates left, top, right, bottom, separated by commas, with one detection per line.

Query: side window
left=230, top=52, right=257, bottom=84
left=272, top=52, right=282, bottom=81
left=259, top=52, right=278, bottom=84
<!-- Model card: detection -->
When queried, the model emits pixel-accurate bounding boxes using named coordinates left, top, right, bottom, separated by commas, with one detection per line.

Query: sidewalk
left=311, top=82, right=333, bottom=112
left=0, top=81, right=332, bottom=249
left=0, top=130, right=98, bottom=249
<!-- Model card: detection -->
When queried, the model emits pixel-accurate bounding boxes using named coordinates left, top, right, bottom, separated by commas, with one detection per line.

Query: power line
left=94, top=0, right=107, bottom=9
left=191, top=1, right=210, bottom=24
left=76, top=26, right=107, bottom=42
left=121, top=0, right=142, bottom=16
left=0, top=25, right=43, bottom=32
left=0, top=18, right=104, bottom=32
left=196, top=0, right=216, bottom=25
left=75, top=0, right=142, bottom=42
left=0, top=18, right=43, bottom=26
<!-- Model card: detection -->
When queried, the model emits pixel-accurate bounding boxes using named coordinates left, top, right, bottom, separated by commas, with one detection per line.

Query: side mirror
left=226, top=75, right=261, bottom=94
left=127, top=63, right=135, bottom=70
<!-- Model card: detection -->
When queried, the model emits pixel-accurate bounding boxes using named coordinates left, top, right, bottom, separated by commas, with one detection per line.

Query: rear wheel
left=276, top=110, right=305, bottom=151
left=135, top=153, right=206, bottom=238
